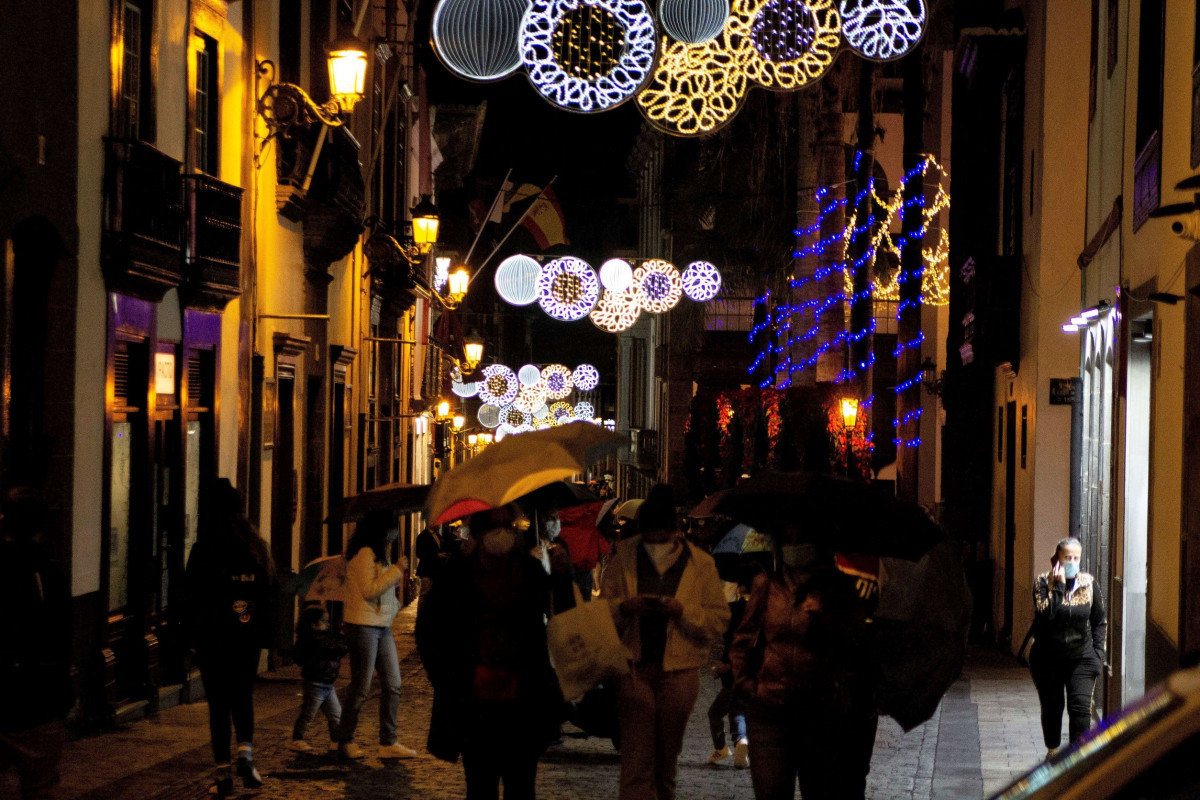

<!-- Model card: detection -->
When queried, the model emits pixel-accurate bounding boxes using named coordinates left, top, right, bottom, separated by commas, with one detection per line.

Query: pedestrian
left=1029, top=536, right=1107, bottom=757
left=729, top=525, right=877, bottom=800
left=601, top=483, right=730, bottom=800
left=0, top=486, right=72, bottom=800
left=415, top=524, right=452, bottom=600
left=707, top=580, right=749, bottom=769
left=416, top=504, right=563, bottom=800
left=184, top=478, right=276, bottom=798
left=288, top=605, right=347, bottom=753
left=335, top=510, right=416, bottom=760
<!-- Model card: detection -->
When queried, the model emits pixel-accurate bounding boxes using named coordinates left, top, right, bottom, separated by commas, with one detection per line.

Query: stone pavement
left=3, top=604, right=1051, bottom=800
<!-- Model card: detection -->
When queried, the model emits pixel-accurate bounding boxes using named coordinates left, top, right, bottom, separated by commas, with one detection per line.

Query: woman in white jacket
left=334, top=511, right=416, bottom=760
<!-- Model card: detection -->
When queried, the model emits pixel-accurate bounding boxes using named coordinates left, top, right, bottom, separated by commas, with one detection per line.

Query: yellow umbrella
left=426, top=424, right=628, bottom=525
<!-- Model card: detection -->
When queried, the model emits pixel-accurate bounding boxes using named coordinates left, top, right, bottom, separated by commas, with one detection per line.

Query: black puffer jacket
left=1031, top=572, right=1107, bottom=662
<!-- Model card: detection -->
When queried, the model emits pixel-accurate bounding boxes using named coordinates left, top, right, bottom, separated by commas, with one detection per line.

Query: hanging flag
left=519, top=185, right=568, bottom=250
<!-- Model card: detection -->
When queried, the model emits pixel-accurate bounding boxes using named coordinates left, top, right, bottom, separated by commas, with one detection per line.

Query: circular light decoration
left=540, top=364, right=575, bottom=399
left=599, top=258, right=634, bottom=292
left=633, top=259, right=683, bottom=313
left=477, top=364, right=520, bottom=406
left=451, top=377, right=479, bottom=398
left=518, top=363, right=543, bottom=386
left=659, top=0, right=728, bottom=43
left=740, top=0, right=840, bottom=90
left=494, top=425, right=512, bottom=442
left=478, top=404, right=502, bottom=429
left=839, top=0, right=925, bottom=61
left=537, top=256, right=600, bottom=320
left=513, top=382, right=550, bottom=413
left=682, top=260, right=722, bottom=301
left=499, top=405, right=533, bottom=428
left=495, top=254, right=542, bottom=306
left=589, top=287, right=642, bottom=332
left=572, top=363, right=600, bottom=391
left=573, top=401, right=595, bottom=420
left=519, top=0, right=657, bottom=113
left=514, top=422, right=535, bottom=434
left=549, top=401, right=575, bottom=424
left=432, top=0, right=530, bottom=82
left=532, top=403, right=551, bottom=420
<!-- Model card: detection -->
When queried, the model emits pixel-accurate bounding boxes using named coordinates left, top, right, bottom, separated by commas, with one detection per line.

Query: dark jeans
left=336, top=622, right=402, bottom=746
left=292, top=681, right=342, bottom=742
left=746, top=704, right=877, bottom=800
left=460, top=700, right=540, bottom=800
left=707, top=684, right=746, bottom=749
left=1029, top=648, right=1102, bottom=748
left=573, top=570, right=594, bottom=601
left=198, top=648, right=262, bottom=764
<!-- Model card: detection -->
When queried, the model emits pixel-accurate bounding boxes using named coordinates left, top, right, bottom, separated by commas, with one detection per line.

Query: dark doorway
left=1003, top=398, right=1018, bottom=648
left=271, top=373, right=296, bottom=572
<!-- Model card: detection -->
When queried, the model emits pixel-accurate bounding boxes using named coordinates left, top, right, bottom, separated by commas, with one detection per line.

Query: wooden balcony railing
left=183, top=173, right=243, bottom=310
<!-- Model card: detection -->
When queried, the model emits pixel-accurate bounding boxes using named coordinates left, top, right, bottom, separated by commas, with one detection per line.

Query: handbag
left=546, top=586, right=630, bottom=702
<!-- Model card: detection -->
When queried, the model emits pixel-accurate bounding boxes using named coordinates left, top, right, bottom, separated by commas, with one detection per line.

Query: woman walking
left=184, top=479, right=276, bottom=798
left=1030, top=536, right=1107, bottom=757
left=601, top=484, right=730, bottom=800
left=335, top=510, right=416, bottom=760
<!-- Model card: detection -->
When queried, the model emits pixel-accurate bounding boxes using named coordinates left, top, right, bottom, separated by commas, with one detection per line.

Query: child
left=289, top=605, right=348, bottom=753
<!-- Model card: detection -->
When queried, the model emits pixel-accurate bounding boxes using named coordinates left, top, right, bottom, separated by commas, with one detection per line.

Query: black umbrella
left=519, top=480, right=601, bottom=512
left=330, top=482, right=430, bottom=523
left=692, top=471, right=940, bottom=561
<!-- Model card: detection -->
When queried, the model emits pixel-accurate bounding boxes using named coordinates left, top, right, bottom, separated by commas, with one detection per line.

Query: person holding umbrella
left=601, top=484, right=730, bottom=800
left=729, top=524, right=878, bottom=800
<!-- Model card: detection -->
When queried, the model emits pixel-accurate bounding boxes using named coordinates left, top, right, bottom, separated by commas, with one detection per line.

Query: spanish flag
left=503, top=183, right=568, bottom=250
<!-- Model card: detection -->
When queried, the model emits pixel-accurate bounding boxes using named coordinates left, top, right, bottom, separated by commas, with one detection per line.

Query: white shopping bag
left=546, top=592, right=630, bottom=702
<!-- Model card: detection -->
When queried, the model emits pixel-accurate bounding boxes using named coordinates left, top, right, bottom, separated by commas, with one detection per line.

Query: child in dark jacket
left=289, top=606, right=348, bottom=753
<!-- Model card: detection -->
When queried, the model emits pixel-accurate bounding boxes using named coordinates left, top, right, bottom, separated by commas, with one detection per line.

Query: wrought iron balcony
left=626, top=428, right=658, bottom=469
left=102, top=138, right=184, bottom=301
left=183, top=173, right=243, bottom=311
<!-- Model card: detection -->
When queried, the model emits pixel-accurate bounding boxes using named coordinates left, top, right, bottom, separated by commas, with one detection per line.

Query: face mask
left=544, top=519, right=561, bottom=539
left=1063, top=562, right=1080, bottom=579
left=481, top=529, right=517, bottom=556
left=386, top=528, right=399, bottom=544
left=780, top=543, right=820, bottom=570
left=643, top=541, right=678, bottom=568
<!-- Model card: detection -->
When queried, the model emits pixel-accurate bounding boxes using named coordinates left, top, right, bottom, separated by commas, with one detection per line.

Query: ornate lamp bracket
left=255, top=60, right=345, bottom=147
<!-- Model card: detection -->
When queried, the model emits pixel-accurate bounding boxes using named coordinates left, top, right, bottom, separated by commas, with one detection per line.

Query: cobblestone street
left=6, top=604, right=1049, bottom=800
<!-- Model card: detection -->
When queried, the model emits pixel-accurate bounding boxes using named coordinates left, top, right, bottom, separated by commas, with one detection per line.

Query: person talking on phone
left=601, top=484, right=730, bottom=800
left=1030, top=537, right=1107, bottom=758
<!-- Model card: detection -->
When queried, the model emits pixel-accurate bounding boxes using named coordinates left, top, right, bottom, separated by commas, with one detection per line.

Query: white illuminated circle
left=549, top=401, right=574, bottom=424
left=590, top=287, right=642, bottom=332
left=494, top=425, right=512, bottom=441
left=514, top=423, right=535, bottom=433
left=513, top=382, right=550, bottom=413
left=839, top=0, right=925, bottom=62
left=433, top=0, right=531, bottom=81
left=518, top=364, right=543, bottom=386
left=659, top=0, right=729, bottom=43
left=541, top=364, right=575, bottom=399
left=519, top=0, right=658, bottom=113
left=537, top=256, right=600, bottom=320
left=573, top=401, right=595, bottom=420
left=495, top=254, right=542, bottom=306
left=572, top=363, right=600, bottom=391
left=477, top=364, right=520, bottom=406
left=478, top=404, right=502, bottom=428
left=633, top=259, right=683, bottom=313
left=599, top=258, right=634, bottom=292
left=499, top=405, right=534, bottom=427
left=682, top=260, right=722, bottom=301
left=532, top=403, right=551, bottom=419
left=451, top=377, right=479, bottom=398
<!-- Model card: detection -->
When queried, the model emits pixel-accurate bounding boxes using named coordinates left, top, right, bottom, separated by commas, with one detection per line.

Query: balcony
left=626, top=428, right=658, bottom=470
left=183, top=174, right=243, bottom=311
left=102, top=138, right=184, bottom=301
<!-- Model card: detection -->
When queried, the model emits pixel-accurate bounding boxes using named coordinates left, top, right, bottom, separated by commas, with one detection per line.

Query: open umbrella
left=613, top=498, right=643, bottom=520
left=520, top=480, right=601, bottom=512
left=692, top=471, right=940, bottom=561
left=289, top=555, right=349, bottom=603
left=426, top=425, right=628, bottom=525
left=328, top=482, right=430, bottom=523
left=711, top=523, right=775, bottom=583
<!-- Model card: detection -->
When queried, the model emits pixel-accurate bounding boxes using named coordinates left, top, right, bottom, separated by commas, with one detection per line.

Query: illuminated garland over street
left=839, top=0, right=926, bottom=62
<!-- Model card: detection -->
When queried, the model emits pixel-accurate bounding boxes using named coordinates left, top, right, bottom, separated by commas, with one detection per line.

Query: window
left=1133, top=0, right=1164, bottom=229
left=279, top=0, right=302, bottom=85
left=1107, top=0, right=1120, bottom=77
left=1089, top=0, right=1099, bottom=121
left=704, top=297, right=756, bottom=332
left=194, top=33, right=219, bottom=175
left=1191, top=0, right=1200, bottom=166
left=118, top=0, right=154, bottom=140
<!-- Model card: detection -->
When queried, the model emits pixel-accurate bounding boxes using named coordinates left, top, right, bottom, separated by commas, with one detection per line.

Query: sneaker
left=708, top=745, right=732, bottom=765
left=378, top=742, right=418, bottom=759
left=733, top=739, right=750, bottom=769
left=289, top=739, right=313, bottom=753
left=1046, top=746, right=1061, bottom=760
left=207, top=778, right=233, bottom=798
left=236, top=757, right=263, bottom=790
left=339, top=742, right=366, bottom=760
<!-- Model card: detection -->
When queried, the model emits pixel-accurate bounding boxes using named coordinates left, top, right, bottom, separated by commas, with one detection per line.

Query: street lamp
left=326, top=39, right=369, bottom=113
left=447, top=267, right=470, bottom=307
left=463, top=330, right=484, bottom=372
left=468, top=433, right=479, bottom=446
left=452, top=414, right=465, bottom=430
left=436, top=399, right=451, bottom=420
left=410, top=195, right=440, bottom=255
left=479, top=432, right=493, bottom=445
left=840, top=397, right=859, bottom=430
left=256, top=38, right=369, bottom=135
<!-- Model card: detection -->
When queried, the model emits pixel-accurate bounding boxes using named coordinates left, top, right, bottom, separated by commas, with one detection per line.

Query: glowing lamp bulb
left=327, top=39, right=369, bottom=112
left=840, top=398, right=859, bottom=430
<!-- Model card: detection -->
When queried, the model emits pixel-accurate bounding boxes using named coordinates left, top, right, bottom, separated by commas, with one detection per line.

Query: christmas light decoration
left=541, top=364, right=575, bottom=399
left=518, top=364, right=543, bottom=386
left=432, top=0, right=530, bottom=81
left=549, top=401, right=574, bottom=424
left=478, top=404, right=502, bottom=428
left=495, top=254, right=542, bottom=306
left=477, top=364, right=520, bottom=406
left=499, top=405, right=533, bottom=428
left=633, top=259, right=683, bottom=313
left=682, top=260, right=722, bottom=301
left=494, top=425, right=512, bottom=441
left=519, top=0, right=657, bottom=113
left=573, top=401, right=596, bottom=420
left=532, top=403, right=551, bottom=419
left=572, top=363, right=600, bottom=391
left=434, top=257, right=451, bottom=292
left=451, top=377, right=479, bottom=398
left=589, top=286, right=643, bottom=332
left=599, top=258, right=635, bottom=291
left=513, top=382, right=549, bottom=413
left=659, top=0, right=729, bottom=43
left=741, top=0, right=840, bottom=90
left=537, top=256, right=601, bottom=320
left=839, top=0, right=925, bottom=62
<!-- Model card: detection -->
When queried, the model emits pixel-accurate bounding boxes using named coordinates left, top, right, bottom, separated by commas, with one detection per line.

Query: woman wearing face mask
left=416, top=504, right=562, bottom=799
left=334, top=510, right=415, bottom=761
left=729, top=525, right=877, bottom=800
left=601, top=484, right=730, bottom=800
left=1029, top=537, right=1107, bottom=758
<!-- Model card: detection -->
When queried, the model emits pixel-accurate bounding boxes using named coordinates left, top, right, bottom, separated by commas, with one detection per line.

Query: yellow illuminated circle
left=589, top=286, right=643, bottom=332
left=740, top=0, right=840, bottom=91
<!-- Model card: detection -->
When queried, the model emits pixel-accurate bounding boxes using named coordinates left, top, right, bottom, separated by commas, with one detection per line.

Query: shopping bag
left=547, top=588, right=630, bottom=702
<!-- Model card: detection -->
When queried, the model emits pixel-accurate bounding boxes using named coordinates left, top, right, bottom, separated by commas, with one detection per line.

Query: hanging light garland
left=478, top=404, right=502, bottom=428
left=572, top=363, right=600, bottom=390
left=740, top=0, right=840, bottom=90
left=599, top=258, right=635, bottom=291
left=499, top=405, right=533, bottom=427
left=590, top=286, right=643, bottom=332
left=573, top=400, right=596, bottom=420
left=659, top=0, right=729, bottom=43
left=451, top=377, right=479, bottom=398
left=537, top=256, right=601, bottom=320
left=477, top=364, right=521, bottom=406
left=549, top=401, right=575, bottom=424
left=495, top=254, right=543, bottom=306
left=513, top=381, right=550, bottom=412
left=682, top=260, right=723, bottom=301
left=541, top=364, right=575, bottom=399
left=633, top=259, right=683, bottom=313
left=432, top=0, right=530, bottom=81
left=839, top=0, right=925, bottom=62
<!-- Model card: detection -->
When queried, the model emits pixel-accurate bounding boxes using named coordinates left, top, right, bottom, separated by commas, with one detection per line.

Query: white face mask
left=643, top=541, right=678, bottom=568
left=481, top=529, right=517, bottom=556
left=544, top=519, right=561, bottom=539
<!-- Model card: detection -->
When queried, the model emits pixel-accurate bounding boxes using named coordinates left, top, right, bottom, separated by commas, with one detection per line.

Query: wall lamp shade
left=448, top=267, right=470, bottom=305
left=453, top=414, right=466, bottom=430
left=437, top=400, right=452, bottom=419
left=463, top=330, right=484, bottom=371
left=468, top=433, right=479, bottom=445
left=410, top=195, right=440, bottom=253
left=327, top=40, right=369, bottom=112
left=840, top=397, right=859, bottom=429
